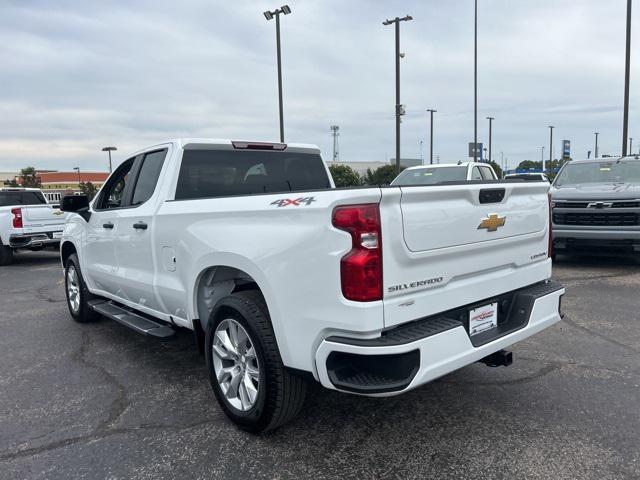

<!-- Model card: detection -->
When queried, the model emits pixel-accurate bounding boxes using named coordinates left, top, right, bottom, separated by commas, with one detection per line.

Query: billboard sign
left=562, top=140, right=571, bottom=159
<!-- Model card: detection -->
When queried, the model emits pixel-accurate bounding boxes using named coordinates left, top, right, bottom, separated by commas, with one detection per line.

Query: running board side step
left=89, top=300, right=176, bottom=339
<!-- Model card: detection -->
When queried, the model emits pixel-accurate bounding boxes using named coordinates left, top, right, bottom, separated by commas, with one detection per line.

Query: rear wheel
left=64, top=253, right=99, bottom=323
left=0, top=240, right=13, bottom=266
left=205, top=290, right=307, bottom=433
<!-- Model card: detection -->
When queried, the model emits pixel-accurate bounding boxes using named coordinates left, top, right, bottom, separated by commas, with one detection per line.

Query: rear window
left=0, top=191, right=47, bottom=207
left=175, top=149, right=331, bottom=200
left=391, top=166, right=468, bottom=186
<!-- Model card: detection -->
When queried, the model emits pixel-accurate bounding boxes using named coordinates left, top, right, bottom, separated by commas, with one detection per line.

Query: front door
left=83, top=157, right=136, bottom=295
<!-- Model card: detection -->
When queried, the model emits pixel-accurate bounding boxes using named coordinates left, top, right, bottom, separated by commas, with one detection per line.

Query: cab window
left=95, top=158, right=135, bottom=210
left=471, top=167, right=483, bottom=180
left=131, top=150, right=167, bottom=206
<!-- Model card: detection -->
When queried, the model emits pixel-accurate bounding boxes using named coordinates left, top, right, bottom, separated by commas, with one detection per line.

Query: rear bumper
left=315, top=281, right=564, bottom=396
left=9, top=232, right=63, bottom=248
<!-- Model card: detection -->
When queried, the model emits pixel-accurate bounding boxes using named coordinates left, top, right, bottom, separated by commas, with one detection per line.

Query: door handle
left=103, top=222, right=114, bottom=229
left=133, top=222, right=148, bottom=230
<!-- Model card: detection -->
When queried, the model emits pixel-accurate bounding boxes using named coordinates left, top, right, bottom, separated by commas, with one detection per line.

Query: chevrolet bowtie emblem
left=478, top=213, right=506, bottom=232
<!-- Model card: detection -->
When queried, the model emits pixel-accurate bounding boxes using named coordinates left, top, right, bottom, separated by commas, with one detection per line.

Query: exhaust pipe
left=480, top=349, right=513, bottom=367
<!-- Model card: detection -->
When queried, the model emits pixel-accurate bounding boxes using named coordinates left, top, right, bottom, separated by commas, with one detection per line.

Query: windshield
left=391, top=166, right=467, bottom=186
left=554, top=161, right=640, bottom=186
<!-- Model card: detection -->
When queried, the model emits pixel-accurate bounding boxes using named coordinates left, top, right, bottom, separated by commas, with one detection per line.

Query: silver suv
left=551, top=156, right=640, bottom=255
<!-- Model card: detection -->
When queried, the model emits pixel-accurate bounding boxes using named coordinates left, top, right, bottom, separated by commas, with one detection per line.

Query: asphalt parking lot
left=1, top=251, right=639, bottom=480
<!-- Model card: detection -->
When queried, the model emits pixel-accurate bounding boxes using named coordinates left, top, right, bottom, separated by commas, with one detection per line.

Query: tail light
left=11, top=208, right=23, bottom=228
left=548, top=193, right=553, bottom=258
left=332, top=204, right=382, bottom=302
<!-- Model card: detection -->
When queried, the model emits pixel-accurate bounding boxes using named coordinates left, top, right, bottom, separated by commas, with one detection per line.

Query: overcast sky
left=1, top=0, right=639, bottom=172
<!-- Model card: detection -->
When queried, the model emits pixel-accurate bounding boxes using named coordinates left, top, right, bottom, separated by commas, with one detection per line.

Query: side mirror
left=61, top=195, right=91, bottom=221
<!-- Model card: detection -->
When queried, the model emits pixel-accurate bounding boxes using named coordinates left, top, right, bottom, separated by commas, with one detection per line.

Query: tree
left=363, top=165, right=403, bottom=186
left=487, top=161, right=503, bottom=179
left=328, top=164, right=361, bottom=187
left=79, top=181, right=98, bottom=200
left=18, top=167, right=41, bottom=188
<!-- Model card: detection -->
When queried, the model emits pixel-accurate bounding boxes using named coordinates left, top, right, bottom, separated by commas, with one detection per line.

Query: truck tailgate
left=381, top=182, right=552, bottom=328
left=21, top=205, right=66, bottom=228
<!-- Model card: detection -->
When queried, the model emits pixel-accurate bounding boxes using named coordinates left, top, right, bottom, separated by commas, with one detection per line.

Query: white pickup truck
left=60, top=139, right=564, bottom=432
left=0, top=187, right=67, bottom=265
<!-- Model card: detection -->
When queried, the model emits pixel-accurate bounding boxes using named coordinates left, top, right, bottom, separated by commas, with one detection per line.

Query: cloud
left=0, top=0, right=639, bottom=172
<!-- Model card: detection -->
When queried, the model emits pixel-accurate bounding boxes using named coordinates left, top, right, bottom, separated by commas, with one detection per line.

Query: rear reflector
left=332, top=204, right=382, bottom=302
left=11, top=208, right=23, bottom=229
left=231, top=141, right=287, bottom=151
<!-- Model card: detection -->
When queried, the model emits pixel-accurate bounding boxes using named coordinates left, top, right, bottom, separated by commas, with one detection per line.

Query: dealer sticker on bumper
left=469, top=302, right=498, bottom=336
left=52, top=232, right=63, bottom=239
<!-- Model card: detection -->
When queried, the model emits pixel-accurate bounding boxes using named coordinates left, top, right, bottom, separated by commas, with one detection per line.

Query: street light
left=383, top=14, right=413, bottom=173
left=594, top=132, right=599, bottom=158
left=622, top=0, right=632, bottom=156
left=472, top=0, right=481, bottom=162
left=486, top=116, right=494, bottom=163
left=73, top=166, right=81, bottom=186
left=427, top=109, right=436, bottom=164
left=547, top=126, right=554, bottom=172
left=101, top=146, right=117, bottom=173
left=630, top=137, right=634, bottom=155
left=263, top=5, right=292, bottom=142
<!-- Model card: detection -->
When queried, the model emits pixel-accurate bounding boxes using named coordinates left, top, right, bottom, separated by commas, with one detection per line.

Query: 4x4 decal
left=271, top=197, right=316, bottom=207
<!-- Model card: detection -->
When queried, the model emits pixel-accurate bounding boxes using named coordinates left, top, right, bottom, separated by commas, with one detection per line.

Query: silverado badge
left=477, top=213, right=506, bottom=232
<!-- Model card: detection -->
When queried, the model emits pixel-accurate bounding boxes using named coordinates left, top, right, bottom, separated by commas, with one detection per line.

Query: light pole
left=541, top=146, right=545, bottom=163
left=486, top=116, right=494, bottom=163
left=473, top=0, right=478, bottom=162
left=427, top=109, right=436, bottom=164
left=263, top=5, right=292, bottom=143
left=330, top=125, right=339, bottom=161
left=101, top=146, right=117, bottom=173
left=383, top=14, right=413, bottom=173
left=622, top=0, right=632, bottom=156
left=73, top=167, right=81, bottom=187
left=630, top=137, right=634, bottom=155
left=547, top=126, right=554, bottom=172
left=594, top=132, right=599, bottom=158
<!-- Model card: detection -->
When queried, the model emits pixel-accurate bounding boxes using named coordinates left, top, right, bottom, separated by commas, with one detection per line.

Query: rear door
left=381, top=181, right=551, bottom=328
left=114, top=148, right=169, bottom=313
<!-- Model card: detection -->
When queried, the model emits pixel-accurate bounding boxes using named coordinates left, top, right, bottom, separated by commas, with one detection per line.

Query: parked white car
left=0, top=187, right=67, bottom=265
left=391, top=162, right=497, bottom=185
left=60, top=139, right=563, bottom=432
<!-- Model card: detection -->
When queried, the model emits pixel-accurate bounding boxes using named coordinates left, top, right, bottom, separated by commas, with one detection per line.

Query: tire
left=64, top=253, right=99, bottom=323
left=205, top=290, right=307, bottom=433
left=0, top=240, right=13, bottom=266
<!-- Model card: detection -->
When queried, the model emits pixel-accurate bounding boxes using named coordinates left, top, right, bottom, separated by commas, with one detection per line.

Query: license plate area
left=52, top=231, right=63, bottom=239
left=469, top=302, right=498, bottom=336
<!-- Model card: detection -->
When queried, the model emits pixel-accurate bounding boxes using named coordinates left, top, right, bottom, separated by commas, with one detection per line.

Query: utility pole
left=330, top=125, right=340, bottom=161
left=383, top=14, right=413, bottom=173
left=486, top=116, right=494, bottom=163
left=630, top=137, right=634, bottom=155
left=427, top=109, right=436, bottom=164
left=594, top=132, right=599, bottom=158
left=473, top=0, right=478, bottom=162
left=547, top=126, right=554, bottom=172
left=622, top=0, right=632, bottom=156
left=263, top=5, right=292, bottom=142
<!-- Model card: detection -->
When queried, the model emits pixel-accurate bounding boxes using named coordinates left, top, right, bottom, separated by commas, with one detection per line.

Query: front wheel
left=64, top=253, right=99, bottom=323
left=205, top=290, right=307, bottom=433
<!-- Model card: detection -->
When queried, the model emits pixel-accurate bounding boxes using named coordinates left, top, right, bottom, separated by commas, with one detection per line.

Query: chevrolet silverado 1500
left=0, top=187, right=67, bottom=265
left=60, top=139, right=564, bottom=432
